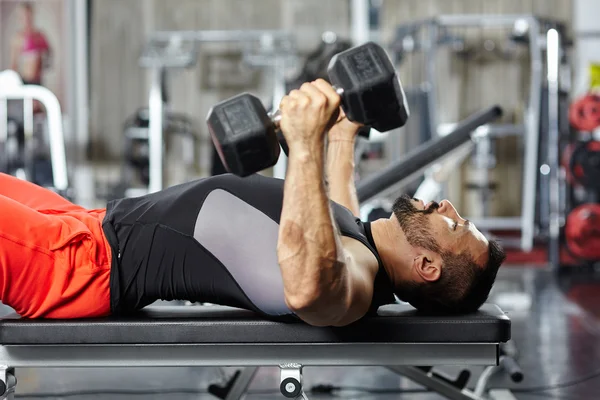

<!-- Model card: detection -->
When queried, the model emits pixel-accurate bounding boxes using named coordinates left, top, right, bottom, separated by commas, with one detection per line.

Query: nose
left=438, top=199, right=460, bottom=218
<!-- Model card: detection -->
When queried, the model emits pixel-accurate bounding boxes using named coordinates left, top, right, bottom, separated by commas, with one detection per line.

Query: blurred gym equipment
left=389, top=16, right=571, bottom=256
left=358, top=106, right=503, bottom=203
left=561, top=101, right=600, bottom=266
left=0, top=70, right=69, bottom=195
left=285, top=32, right=353, bottom=92
left=569, top=94, right=600, bottom=132
left=137, top=30, right=297, bottom=193
left=111, top=107, right=198, bottom=199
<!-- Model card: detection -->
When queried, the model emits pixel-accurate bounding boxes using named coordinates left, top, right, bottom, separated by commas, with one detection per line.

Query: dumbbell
left=206, top=41, right=409, bottom=177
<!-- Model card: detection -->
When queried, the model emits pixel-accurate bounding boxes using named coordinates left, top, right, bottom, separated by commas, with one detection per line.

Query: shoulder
left=325, top=237, right=378, bottom=326
left=341, top=236, right=378, bottom=280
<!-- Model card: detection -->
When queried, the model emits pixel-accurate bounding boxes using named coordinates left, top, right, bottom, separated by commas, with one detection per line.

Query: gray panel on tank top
left=194, top=189, right=290, bottom=315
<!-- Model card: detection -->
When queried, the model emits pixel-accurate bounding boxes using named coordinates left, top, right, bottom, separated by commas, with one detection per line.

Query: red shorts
left=0, top=173, right=111, bottom=318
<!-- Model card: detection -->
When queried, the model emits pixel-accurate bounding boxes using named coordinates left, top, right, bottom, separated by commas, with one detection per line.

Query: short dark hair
left=395, top=240, right=506, bottom=314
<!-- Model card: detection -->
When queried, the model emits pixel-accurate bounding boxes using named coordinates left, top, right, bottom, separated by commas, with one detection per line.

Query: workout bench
left=0, top=303, right=518, bottom=400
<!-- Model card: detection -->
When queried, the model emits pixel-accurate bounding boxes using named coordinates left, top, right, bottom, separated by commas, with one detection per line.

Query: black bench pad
left=0, top=303, right=510, bottom=345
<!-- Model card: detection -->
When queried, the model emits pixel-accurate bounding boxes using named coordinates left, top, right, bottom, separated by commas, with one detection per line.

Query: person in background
left=10, top=2, right=51, bottom=86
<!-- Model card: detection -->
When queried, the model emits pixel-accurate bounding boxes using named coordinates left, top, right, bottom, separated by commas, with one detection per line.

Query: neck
left=370, top=218, right=404, bottom=285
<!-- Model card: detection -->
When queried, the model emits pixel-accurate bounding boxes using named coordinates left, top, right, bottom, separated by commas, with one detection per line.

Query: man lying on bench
left=0, top=80, right=505, bottom=325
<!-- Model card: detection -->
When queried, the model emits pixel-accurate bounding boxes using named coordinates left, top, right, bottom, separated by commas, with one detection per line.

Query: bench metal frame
left=0, top=341, right=515, bottom=400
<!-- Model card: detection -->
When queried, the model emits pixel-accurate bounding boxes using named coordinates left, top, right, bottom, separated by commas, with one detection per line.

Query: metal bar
left=147, top=67, right=164, bottom=193
left=0, top=343, right=498, bottom=368
left=477, top=124, right=525, bottom=138
left=22, top=97, right=34, bottom=182
left=0, top=98, right=7, bottom=143
left=74, top=0, right=90, bottom=158
left=461, top=217, right=522, bottom=231
left=0, top=98, right=6, bottom=175
left=488, top=389, right=519, bottom=400
left=575, top=30, right=600, bottom=38
left=387, top=366, right=480, bottom=400
left=436, top=14, right=536, bottom=27
left=351, top=0, right=370, bottom=45
left=3, top=372, right=16, bottom=400
left=521, top=17, right=543, bottom=252
left=149, top=30, right=294, bottom=43
left=272, top=55, right=288, bottom=179
left=0, top=85, right=69, bottom=190
left=473, top=366, right=501, bottom=397
left=546, top=29, right=561, bottom=269
left=426, top=22, right=438, bottom=137
left=473, top=135, right=492, bottom=218
left=357, top=106, right=503, bottom=203
left=65, top=0, right=77, bottom=164
left=225, top=367, right=259, bottom=400
left=22, top=98, right=33, bottom=142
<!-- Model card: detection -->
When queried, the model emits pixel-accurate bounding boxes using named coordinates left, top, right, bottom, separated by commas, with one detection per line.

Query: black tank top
left=102, top=174, right=395, bottom=318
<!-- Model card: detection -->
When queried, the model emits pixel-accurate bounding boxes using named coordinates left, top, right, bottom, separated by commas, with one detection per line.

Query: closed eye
left=453, top=221, right=458, bottom=231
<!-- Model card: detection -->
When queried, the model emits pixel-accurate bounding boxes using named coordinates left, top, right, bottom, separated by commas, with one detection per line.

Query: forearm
left=326, top=138, right=360, bottom=216
left=277, top=144, right=348, bottom=324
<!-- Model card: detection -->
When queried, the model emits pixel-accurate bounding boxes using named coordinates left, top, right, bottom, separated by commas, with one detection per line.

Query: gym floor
left=2, top=266, right=598, bottom=400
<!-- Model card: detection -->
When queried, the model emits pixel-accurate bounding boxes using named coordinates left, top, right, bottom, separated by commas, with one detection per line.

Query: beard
left=392, top=194, right=441, bottom=253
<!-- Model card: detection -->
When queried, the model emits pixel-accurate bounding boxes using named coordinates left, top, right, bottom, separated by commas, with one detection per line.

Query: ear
left=412, top=250, right=442, bottom=282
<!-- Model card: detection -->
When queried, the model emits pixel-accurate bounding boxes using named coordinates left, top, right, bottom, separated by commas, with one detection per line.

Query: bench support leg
left=224, top=367, right=259, bottom=400
left=279, top=363, right=308, bottom=400
left=387, top=366, right=479, bottom=400
left=0, top=368, right=16, bottom=400
left=474, top=365, right=518, bottom=400
left=487, top=389, right=518, bottom=400
left=208, top=367, right=259, bottom=400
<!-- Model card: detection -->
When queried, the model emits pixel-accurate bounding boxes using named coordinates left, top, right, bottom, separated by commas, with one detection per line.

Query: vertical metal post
left=22, top=98, right=34, bottom=142
left=473, top=135, right=493, bottom=218
left=43, top=88, right=69, bottom=191
left=0, top=81, right=68, bottom=190
left=425, top=21, right=444, bottom=198
left=148, top=67, right=164, bottom=193
left=224, top=367, right=259, bottom=400
left=0, top=98, right=7, bottom=175
left=546, top=29, right=561, bottom=269
left=426, top=21, right=439, bottom=138
left=0, top=367, right=12, bottom=400
left=387, top=366, right=474, bottom=400
left=4, top=371, right=16, bottom=400
left=350, top=0, right=370, bottom=45
left=22, top=96, right=34, bottom=181
left=74, top=0, right=90, bottom=158
left=0, top=98, right=7, bottom=149
left=65, top=0, right=76, bottom=155
left=520, top=18, right=542, bottom=252
left=272, top=53, right=288, bottom=179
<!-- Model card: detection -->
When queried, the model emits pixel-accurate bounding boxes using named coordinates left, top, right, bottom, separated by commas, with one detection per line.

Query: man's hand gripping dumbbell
left=207, top=41, right=409, bottom=176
